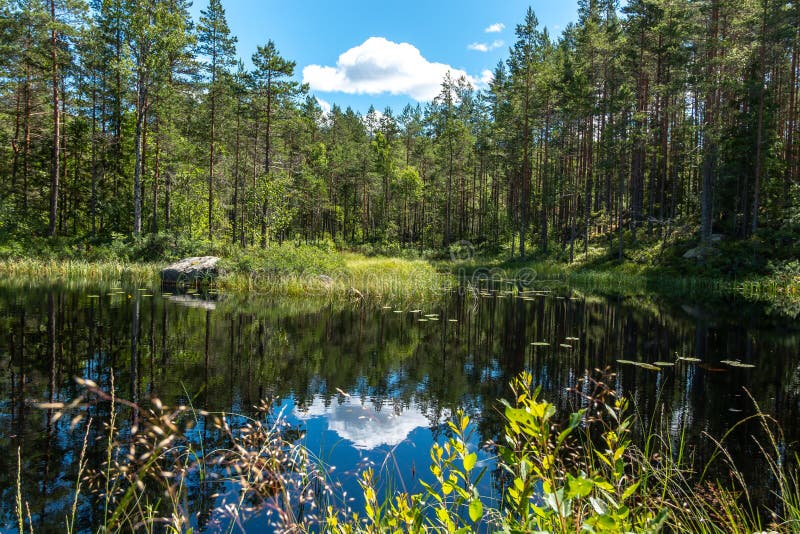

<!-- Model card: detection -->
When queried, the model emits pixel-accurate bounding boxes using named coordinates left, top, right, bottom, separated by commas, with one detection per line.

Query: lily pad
left=565, top=336, right=580, bottom=341
left=531, top=342, right=549, bottom=347
left=559, top=344, right=573, bottom=349
left=653, top=362, right=675, bottom=367
left=678, top=357, right=701, bottom=363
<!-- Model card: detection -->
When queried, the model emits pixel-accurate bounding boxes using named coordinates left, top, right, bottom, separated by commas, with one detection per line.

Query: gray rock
left=683, top=242, right=721, bottom=260
left=683, top=247, right=703, bottom=260
left=161, top=256, right=221, bottom=284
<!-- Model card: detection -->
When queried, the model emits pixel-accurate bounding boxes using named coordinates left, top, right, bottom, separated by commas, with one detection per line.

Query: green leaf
left=469, top=499, right=483, bottom=522
left=566, top=474, right=593, bottom=498
left=594, top=514, right=617, bottom=530
left=621, top=481, right=640, bottom=502
left=463, top=452, right=477, bottom=472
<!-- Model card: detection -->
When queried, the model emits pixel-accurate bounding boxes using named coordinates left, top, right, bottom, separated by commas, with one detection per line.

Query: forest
left=1, top=0, right=799, bottom=274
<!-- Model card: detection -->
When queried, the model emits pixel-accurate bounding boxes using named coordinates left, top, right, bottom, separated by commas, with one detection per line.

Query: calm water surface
left=1, top=282, right=799, bottom=531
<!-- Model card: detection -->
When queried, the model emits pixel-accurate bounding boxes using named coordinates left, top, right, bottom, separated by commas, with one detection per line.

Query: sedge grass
left=219, top=253, right=449, bottom=305
left=0, top=258, right=160, bottom=287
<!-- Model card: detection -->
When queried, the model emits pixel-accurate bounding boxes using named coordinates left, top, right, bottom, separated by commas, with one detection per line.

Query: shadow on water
left=1, top=281, right=799, bottom=530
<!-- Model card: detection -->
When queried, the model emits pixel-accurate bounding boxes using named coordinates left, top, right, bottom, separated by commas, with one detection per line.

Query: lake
left=1, top=281, right=799, bottom=532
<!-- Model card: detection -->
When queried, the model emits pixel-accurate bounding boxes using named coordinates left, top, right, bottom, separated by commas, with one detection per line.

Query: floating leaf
left=565, top=336, right=580, bottom=341
left=531, top=342, right=549, bottom=347
left=637, top=363, right=661, bottom=371
left=678, top=357, right=701, bottom=363
left=617, top=360, right=661, bottom=371
left=654, top=362, right=675, bottom=367
left=559, top=344, right=573, bottom=349
left=721, top=360, right=756, bottom=369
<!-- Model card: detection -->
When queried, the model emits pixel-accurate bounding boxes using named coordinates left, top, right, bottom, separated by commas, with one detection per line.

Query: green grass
left=0, top=247, right=448, bottom=305
left=219, top=250, right=448, bottom=305
left=0, top=258, right=160, bottom=287
left=447, top=249, right=800, bottom=306
left=2, top=237, right=797, bottom=309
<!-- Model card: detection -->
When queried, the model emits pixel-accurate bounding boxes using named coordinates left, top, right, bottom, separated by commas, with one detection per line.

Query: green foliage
left=497, top=372, right=666, bottom=533
left=220, top=242, right=347, bottom=278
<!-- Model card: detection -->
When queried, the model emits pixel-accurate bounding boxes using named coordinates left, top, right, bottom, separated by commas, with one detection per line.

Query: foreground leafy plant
left=497, top=372, right=666, bottom=533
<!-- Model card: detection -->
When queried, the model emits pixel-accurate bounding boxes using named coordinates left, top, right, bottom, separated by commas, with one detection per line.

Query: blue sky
left=189, top=0, right=580, bottom=114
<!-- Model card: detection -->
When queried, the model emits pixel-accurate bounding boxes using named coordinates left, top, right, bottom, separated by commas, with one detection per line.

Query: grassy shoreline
left=0, top=249, right=796, bottom=307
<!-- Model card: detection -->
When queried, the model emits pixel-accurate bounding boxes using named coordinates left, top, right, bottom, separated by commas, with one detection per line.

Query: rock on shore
left=161, top=256, right=221, bottom=284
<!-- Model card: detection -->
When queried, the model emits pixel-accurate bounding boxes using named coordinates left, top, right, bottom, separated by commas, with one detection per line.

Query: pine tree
left=197, top=0, right=236, bottom=240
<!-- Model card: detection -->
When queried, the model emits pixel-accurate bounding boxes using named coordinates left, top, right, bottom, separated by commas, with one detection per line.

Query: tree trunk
left=49, top=0, right=60, bottom=238
left=133, top=67, right=147, bottom=236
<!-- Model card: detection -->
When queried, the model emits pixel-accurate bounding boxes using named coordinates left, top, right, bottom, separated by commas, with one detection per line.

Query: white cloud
left=303, top=37, right=475, bottom=102
left=295, top=395, right=434, bottom=450
left=480, top=69, right=494, bottom=85
left=485, top=23, right=505, bottom=33
left=315, top=97, right=332, bottom=115
left=467, top=39, right=504, bottom=53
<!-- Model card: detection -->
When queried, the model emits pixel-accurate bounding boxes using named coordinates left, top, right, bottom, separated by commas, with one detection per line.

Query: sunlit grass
left=0, top=258, right=160, bottom=287
left=220, top=252, right=449, bottom=305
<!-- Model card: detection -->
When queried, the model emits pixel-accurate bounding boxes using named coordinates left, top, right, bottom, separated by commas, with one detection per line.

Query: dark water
left=1, top=282, right=799, bottom=532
